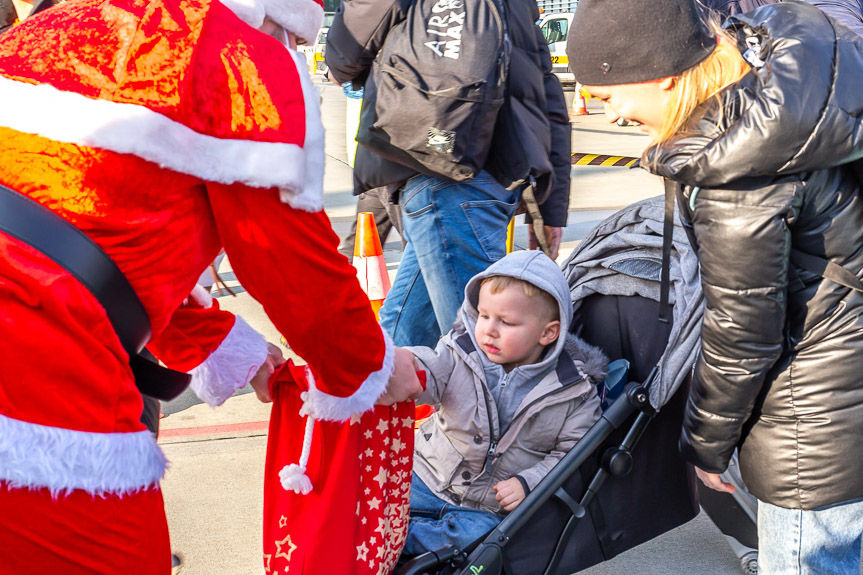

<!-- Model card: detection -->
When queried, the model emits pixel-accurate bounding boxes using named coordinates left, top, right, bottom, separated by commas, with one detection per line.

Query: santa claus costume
left=0, top=0, right=402, bottom=572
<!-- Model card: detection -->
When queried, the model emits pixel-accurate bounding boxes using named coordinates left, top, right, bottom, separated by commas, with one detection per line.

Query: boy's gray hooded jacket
left=409, top=251, right=604, bottom=514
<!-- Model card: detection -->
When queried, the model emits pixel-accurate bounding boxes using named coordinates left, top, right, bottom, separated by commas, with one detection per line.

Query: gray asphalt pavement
left=159, top=76, right=745, bottom=575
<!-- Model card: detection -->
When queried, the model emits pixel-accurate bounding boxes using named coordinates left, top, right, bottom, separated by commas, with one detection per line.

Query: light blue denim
left=379, top=172, right=520, bottom=348
left=404, top=473, right=503, bottom=557
left=757, top=497, right=863, bottom=575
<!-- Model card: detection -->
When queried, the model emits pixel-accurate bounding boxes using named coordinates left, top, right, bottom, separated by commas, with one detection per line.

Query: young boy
left=405, top=250, right=606, bottom=555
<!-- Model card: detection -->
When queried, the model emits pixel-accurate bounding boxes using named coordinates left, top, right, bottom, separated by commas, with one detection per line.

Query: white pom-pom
left=279, top=464, right=313, bottom=495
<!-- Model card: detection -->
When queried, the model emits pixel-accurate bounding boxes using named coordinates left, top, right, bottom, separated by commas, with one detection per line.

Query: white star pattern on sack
left=357, top=542, right=369, bottom=561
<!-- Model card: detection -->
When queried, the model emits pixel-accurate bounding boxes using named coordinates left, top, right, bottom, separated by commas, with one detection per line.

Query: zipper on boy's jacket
left=481, top=385, right=499, bottom=474
left=486, top=440, right=498, bottom=473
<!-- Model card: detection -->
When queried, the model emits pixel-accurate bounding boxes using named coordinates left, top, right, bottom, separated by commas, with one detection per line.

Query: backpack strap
left=522, top=180, right=551, bottom=257
left=790, top=249, right=863, bottom=293
left=0, top=184, right=190, bottom=400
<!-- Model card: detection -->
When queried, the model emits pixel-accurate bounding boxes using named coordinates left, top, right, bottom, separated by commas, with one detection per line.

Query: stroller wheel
left=739, top=551, right=758, bottom=575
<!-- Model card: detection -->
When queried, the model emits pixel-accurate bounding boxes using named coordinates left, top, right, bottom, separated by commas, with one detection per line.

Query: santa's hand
left=249, top=343, right=285, bottom=403
left=376, top=347, right=423, bottom=406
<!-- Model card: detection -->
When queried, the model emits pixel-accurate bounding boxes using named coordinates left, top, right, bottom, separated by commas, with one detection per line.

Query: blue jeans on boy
left=404, top=473, right=502, bottom=556
left=379, top=172, right=520, bottom=348
left=757, top=497, right=863, bottom=575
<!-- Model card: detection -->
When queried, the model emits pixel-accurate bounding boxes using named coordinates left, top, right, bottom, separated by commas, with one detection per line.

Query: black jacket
left=702, top=0, right=863, bottom=37
left=325, top=0, right=571, bottom=227
left=644, top=2, right=863, bottom=509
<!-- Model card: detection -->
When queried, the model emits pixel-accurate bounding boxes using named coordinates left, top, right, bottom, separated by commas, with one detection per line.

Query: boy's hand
left=493, top=477, right=526, bottom=512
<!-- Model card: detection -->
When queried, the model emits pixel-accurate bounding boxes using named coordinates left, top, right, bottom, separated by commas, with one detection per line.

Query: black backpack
left=356, top=0, right=510, bottom=181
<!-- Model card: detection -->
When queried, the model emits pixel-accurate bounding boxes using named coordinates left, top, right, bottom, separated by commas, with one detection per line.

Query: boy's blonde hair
left=656, top=18, right=751, bottom=143
left=480, top=275, right=559, bottom=322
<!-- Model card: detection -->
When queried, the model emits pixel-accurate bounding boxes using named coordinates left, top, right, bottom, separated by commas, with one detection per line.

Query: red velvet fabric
left=0, top=483, right=171, bottom=575
left=0, top=0, right=306, bottom=145
left=148, top=299, right=238, bottom=373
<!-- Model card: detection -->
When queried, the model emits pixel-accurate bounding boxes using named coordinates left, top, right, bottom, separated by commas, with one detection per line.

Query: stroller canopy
left=561, top=195, right=704, bottom=409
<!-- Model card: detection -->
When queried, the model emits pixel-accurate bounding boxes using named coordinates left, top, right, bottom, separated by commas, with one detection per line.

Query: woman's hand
left=376, top=347, right=423, bottom=406
left=248, top=343, right=286, bottom=403
left=694, top=466, right=736, bottom=494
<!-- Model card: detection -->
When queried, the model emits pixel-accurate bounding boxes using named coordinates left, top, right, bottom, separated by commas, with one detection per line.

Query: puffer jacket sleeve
left=516, top=389, right=601, bottom=491
left=667, top=4, right=863, bottom=188
left=680, top=181, right=799, bottom=472
left=325, top=0, right=409, bottom=86
left=808, top=0, right=863, bottom=37
left=536, top=27, right=571, bottom=228
left=407, top=338, right=458, bottom=406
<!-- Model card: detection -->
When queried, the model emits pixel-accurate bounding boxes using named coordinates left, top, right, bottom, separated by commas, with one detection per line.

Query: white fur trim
left=301, top=327, right=394, bottom=421
left=189, top=316, right=268, bottom=407
left=265, top=0, right=323, bottom=44
left=189, top=284, right=214, bottom=309
left=0, top=75, right=323, bottom=211
left=220, top=0, right=265, bottom=28
left=0, top=413, right=166, bottom=496
left=278, top=49, right=325, bottom=212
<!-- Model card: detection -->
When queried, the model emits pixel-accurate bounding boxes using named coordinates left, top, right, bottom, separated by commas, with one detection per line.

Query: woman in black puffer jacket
left=569, top=1, right=863, bottom=573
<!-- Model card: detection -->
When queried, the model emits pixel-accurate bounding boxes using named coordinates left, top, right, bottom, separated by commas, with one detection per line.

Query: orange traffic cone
left=353, top=212, right=391, bottom=320
left=570, top=86, right=589, bottom=119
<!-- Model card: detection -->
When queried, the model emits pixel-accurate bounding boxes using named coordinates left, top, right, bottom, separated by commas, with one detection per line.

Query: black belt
left=0, top=184, right=190, bottom=401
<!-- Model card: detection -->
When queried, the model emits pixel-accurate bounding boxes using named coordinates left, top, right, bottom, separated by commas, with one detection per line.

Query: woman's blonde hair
left=656, top=17, right=752, bottom=142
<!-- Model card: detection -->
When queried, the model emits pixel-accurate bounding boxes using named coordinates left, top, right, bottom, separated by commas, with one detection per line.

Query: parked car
left=297, top=13, right=333, bottom=76
left=313, top=27, right=328, bottom=76
left=538, top=12, right=574, bottom=86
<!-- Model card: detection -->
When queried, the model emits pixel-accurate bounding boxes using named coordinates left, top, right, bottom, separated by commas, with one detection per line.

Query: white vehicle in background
left=538, top=11, right=575, bottom=86
left=297, top=13, right=334, bottom=77
left=312, top=27, right=329, bottom=77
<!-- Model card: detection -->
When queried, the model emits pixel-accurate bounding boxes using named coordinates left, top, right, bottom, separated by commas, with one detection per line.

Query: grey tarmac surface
left=160, top=76, right=744, bottom=575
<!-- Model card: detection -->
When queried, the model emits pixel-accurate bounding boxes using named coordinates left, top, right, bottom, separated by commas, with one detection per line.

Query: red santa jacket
left=0, top=0, right=392, bottom=497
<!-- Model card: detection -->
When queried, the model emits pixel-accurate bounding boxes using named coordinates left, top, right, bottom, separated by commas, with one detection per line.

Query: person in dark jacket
left=702, top=0, right=863, bottom=37
left=325, top=0, right=571, bottom=348
left=569, top=1, right=863, bottom=573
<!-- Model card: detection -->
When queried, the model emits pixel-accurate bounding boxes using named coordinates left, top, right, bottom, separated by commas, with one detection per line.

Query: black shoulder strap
left=790, top=248, right=863, bottom=293
left=0, top=184, right=152, bottom=354
left=658, top=179, right=676, bottom=323
left=0, top=184, right=190, bottom=401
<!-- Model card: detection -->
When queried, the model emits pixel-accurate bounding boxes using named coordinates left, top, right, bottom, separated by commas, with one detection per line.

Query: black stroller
left=396, top=196, right=708, bottom=575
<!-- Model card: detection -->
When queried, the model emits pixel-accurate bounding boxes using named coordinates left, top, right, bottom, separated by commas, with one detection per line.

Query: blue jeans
left=404, top=474, right=502, bottom=556
left=758, top=497, right=863, bottom=575
left=379, top=172, right=520, bottom=347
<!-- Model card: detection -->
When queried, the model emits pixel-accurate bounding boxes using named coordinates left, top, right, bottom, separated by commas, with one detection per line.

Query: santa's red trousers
left=0, top=483, right=170, bottom=574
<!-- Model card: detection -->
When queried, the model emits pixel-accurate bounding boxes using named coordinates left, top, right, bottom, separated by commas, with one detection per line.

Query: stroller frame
left=397, top=374, right=659, bottom=575
left=397, top=196, right=707, bottom=575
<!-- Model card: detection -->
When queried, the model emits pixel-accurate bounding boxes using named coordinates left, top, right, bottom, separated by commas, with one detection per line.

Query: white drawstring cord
left=279, top=391, right=315, bottom=495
